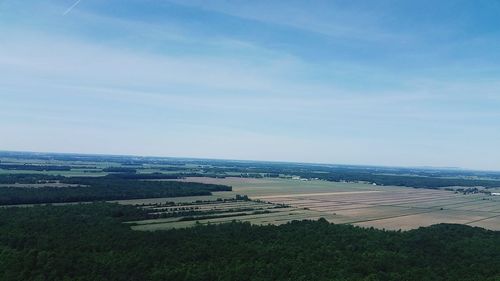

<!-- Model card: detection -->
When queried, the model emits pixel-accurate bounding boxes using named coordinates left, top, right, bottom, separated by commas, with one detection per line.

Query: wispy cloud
left=63, top=0, right=82, bottom=15
left=166, top=0, right=410, bottom=42
left=1, top=0, right=500, bottom=169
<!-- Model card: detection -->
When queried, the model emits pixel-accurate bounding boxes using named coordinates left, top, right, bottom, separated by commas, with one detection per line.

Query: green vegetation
left=0, top=177, right=231, bottom=205
left=0, top=174, right=64, bottom=184
left=132, top=197, right=288, bottom=229
left=1, top=152, right=500, bottom=280
left=309, top=172, right=500, bottom=189
left=105, top=173, right=180, bottom=180
left=0, top=164, right=72, bottom=171
left=0, top=203, right=499, bottom=281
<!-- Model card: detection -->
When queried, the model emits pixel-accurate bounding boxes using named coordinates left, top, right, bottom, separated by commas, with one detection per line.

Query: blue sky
left=1, top=0, right=500, bottom=170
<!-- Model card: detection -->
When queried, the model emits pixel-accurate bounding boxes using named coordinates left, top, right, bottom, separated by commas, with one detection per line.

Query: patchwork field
left=3, top=152, right=500, bottom=232
left=127, top=177, right=500, bottom=231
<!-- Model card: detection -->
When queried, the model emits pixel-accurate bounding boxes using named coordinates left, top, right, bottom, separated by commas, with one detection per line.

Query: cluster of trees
left=0, top=203, right=498, bottom=281
left=105, top=173, right=181, bottom=180
left=0, top=164, right=71, bottom=171
left=307, top=172, right=500, bottom=189
left=0, top=177, right=231, bottom=205
left=0, top=174, right=64, bottom=184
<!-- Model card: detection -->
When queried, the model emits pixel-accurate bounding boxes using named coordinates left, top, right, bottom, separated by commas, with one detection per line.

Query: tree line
left=0, top=203, right=498, bottom=281
left=0, top=177, right=231, bottom=205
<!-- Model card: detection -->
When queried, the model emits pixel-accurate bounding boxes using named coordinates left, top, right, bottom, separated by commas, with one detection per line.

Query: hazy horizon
left=2, top=149, right=496, bottom=173
left=1, top=0, right=500, bottom=170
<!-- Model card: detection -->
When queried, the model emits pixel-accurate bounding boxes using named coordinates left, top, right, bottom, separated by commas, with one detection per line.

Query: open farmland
left=127, top=198, right=313, bottom=231
left=2, top=151, right=500, bottom=231
left=128, top=177, right=500, bottom=231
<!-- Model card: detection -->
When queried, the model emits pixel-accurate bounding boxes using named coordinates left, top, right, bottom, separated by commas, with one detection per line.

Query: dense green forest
left=0, top=174, right=64, bottom=184
left=0, top=164, right=73, bottom=171
left=0, top=177, right=231, bottom=205
left=0, top=203, right=498, bottom=281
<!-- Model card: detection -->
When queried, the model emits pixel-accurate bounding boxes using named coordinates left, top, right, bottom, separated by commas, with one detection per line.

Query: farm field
left=129, top=177, right=500, bottom=231
left=174, top=177, right=384, bottom=196
left=127, top=198, right=313, bottom=231
left=2, top=151, right=500, bottom=231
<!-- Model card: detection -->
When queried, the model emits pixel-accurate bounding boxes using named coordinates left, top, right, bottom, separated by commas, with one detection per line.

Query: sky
left=1, top=0, right=500, bottom=170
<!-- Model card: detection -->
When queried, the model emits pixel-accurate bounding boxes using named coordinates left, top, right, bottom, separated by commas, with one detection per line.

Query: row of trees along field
left=0, top=203, right=498, bottom=281
left=0, top=164, right=72, bottom=171
left=0, top=175, right=231, bottom=205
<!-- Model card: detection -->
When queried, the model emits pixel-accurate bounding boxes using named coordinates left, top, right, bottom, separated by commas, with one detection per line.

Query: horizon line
left=1, top=149, right=498, bottom=173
